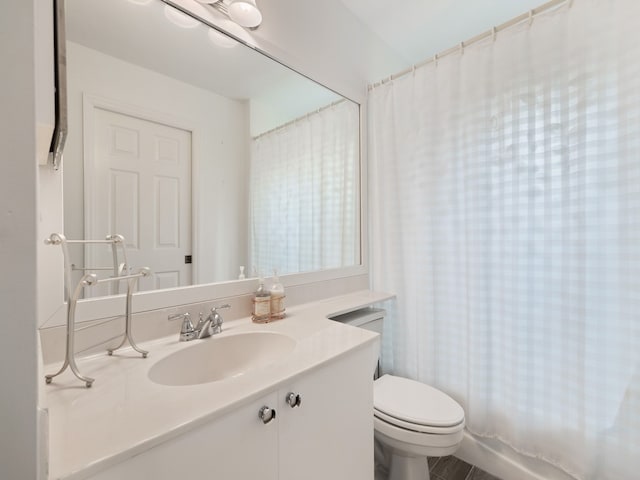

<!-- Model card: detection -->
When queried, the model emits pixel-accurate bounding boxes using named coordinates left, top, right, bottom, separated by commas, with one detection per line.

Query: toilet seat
left=373, top=375, right=465, bottom=434
left=374, top=409, right=464, bottom=434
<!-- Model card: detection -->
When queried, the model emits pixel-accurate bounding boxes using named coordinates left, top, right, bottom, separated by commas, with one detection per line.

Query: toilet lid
left=374, top=375, right=465, bottom=428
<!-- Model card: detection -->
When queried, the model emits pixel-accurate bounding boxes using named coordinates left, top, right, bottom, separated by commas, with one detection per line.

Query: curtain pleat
left=369, top=1, right=640, bottom=478
left=250, top=101, right=359, bottom=276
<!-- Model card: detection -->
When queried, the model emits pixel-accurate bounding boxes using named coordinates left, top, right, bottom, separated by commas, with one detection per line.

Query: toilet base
left=388, top=453, right=430, bottom=480
left=374, top=425, right=463, bottom=480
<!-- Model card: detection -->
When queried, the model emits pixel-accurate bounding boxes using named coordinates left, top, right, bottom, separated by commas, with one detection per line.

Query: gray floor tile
left=465, top=467, right=503, bottom=480
left=431, top=456, right=473, bottom=480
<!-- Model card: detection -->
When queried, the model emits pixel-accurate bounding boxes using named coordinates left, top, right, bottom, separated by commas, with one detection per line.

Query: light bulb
left=228, top=0, right=262, bottom=28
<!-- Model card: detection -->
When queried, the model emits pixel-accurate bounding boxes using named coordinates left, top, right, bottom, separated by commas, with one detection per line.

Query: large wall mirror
left=63, top=0, right=361, bottom=298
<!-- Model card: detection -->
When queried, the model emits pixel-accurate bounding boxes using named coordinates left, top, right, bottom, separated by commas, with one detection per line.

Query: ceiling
left=65, top=0, right=340, bottom=104
left=65, top=0, right=344, bottom=134
left=66, top=0, right=551, bottom=104
left=338, top=0, right=549, bottom=81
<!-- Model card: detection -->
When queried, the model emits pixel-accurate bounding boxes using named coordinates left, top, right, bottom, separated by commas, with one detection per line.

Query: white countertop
left=43, top=290, right=394, bottom=480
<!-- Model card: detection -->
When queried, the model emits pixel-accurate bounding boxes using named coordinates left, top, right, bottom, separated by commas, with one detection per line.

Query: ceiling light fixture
left=227, top=0, right=262, bottom=28
left=201, top=0, right=263, bottom=29
left=167, top=1, right=263, bottom=31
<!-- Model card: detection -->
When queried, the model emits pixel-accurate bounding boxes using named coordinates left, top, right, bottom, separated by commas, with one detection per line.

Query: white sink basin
left=148, top=331, right=296, bottom=386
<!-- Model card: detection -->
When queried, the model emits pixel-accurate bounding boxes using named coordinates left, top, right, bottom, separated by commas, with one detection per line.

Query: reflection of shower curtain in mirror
left=368, top=1, right=640, bottom=479
left=250, top=100, right=359, bottom=276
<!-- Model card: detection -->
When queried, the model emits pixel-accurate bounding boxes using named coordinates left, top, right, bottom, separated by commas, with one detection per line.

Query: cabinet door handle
left=258, top=406, right=277, bottom=424
left=285, top=392, right=302, bottom=408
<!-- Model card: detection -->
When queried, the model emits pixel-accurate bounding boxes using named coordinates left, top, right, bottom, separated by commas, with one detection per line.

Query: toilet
left=331, top=308, right=465, bottom=480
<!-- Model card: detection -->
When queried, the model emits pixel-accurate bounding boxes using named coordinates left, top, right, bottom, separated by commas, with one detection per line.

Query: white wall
left=245, top=0, right=403, bottom=103
left=64, top=42, right=249, bottom=299
left=0, top=0, right=55, bottom=478
left=169, top=0, right=399, bottom=105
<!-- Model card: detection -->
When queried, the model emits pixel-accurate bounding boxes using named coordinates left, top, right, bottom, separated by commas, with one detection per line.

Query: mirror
left=63, top=0, right=361, bottom=294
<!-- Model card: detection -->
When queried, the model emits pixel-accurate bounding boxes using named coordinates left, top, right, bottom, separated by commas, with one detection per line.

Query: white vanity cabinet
left=87, top=345, right=373, bottom=480
left=88, top=391, right=280, bottom=480
left=278, top=345, right=373, bottom=480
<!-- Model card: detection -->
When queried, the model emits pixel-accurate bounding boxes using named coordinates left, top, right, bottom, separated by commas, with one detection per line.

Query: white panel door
left=87, top=107, right=192, bottom=293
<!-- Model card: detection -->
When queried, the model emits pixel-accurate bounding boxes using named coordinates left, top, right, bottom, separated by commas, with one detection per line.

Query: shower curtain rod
left=252, top=98, right=347, bottom=140
left=368, top=0, right=570, bottom=91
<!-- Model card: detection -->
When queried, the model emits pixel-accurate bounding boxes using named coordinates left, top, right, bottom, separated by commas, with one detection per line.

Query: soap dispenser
left=269, top=270, right=286, bottom=320
left=252, top=275, right=271, bottom=323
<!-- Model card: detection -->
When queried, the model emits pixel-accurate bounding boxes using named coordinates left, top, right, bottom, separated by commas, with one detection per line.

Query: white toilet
left=331, top=308, right=465, bottom=480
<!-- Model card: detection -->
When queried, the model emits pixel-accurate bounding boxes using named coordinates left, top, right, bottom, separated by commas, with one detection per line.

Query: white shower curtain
left=368, top=1, right=640, bottom=478
left=250, top=100, right=359, bottom=276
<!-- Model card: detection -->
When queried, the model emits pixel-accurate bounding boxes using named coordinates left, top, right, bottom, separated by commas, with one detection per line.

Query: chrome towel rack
left=49, top=232, right=131, bottom=296
left=44, top=233, right=151, bottom=387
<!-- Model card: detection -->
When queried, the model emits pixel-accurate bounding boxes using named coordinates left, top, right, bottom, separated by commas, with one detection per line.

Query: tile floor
left=428, top=456, right=502, bottom=480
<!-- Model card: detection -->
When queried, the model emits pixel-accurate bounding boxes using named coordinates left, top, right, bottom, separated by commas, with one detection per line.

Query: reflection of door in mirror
left=86, top=107, right=192, bottom=294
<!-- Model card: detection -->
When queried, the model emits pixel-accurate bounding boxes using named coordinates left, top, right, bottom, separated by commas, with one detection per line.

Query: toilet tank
left=329, top=307, right=385, bottom=334
left=329, top=307, right=386, bottom=376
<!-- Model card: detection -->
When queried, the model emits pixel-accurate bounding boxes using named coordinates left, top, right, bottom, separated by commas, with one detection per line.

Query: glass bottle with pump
left=270, top=270, right=286, bottom=320
left=252, top=275, right=271, bottom=323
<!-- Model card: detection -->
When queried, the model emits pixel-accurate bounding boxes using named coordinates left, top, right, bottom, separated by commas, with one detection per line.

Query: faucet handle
left=168, top=312, right=196, bottom=341
left=168, top=312, right=193, bottom=328
left=212, top=304, right=230, bottom=312
left=209, top=304, right=229, bottom=333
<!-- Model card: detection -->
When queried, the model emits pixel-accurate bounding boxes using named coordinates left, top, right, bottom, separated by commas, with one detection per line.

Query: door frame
left=82, top=93, right=199, bottom=284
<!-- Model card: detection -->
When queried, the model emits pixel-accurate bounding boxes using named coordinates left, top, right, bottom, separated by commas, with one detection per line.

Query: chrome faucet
left=196, top=304, right=230, bottom=339
left=168, top=304, right=230, bottom=342
left=168, top=312, right=197, bottom=342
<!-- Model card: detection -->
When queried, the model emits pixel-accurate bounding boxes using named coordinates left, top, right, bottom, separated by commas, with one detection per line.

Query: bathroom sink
left=148, top=331, right=296, bottom=386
